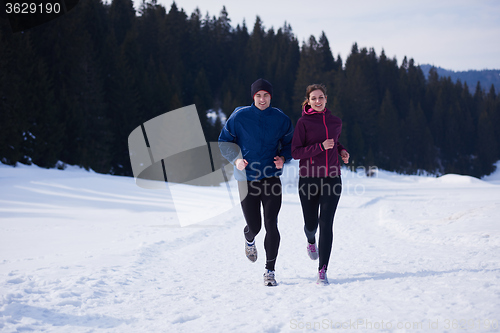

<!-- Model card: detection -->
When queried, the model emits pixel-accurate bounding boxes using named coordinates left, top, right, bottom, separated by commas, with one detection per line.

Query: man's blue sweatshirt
left=218, top=103, right=294, bottom=181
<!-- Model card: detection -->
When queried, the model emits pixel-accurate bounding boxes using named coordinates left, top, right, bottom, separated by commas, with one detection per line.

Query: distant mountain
left=419, top=64, right=500, bottom=94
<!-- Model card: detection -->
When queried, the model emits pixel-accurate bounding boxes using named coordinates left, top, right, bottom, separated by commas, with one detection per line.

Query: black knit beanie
left=251, top=78, right=273, bottom=99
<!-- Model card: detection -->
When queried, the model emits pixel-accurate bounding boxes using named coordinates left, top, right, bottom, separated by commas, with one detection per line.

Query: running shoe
left=264, top=270, right=277, bottom=286
left=317, top=265, right=329, bottom=285
left=307, top=242, right=319, bottom=260
left=245, top=241, right=257, bottom=262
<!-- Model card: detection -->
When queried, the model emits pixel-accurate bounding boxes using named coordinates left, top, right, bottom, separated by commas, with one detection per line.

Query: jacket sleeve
left=278, top=117, right=294, bottom=162
left=218, top=114, right=242, bottom=164
left=337, top=142, right=347, bottom=154
left=291, top=120, right=324, bottom=160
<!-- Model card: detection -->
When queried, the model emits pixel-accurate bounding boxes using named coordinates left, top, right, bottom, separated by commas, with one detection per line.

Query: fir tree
left=0, top=19, right=26, bottom=165
left=377, top=89, right=402, bottom=171
left=109, top=0, right=136, bottom=45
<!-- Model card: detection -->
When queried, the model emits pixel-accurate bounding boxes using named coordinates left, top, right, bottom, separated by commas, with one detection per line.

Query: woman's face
left=308, top=89, right=327, bottom=112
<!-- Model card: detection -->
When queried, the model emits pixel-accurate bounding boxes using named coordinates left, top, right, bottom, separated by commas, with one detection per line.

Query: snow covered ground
left=1, top=161, right=500, bottom=332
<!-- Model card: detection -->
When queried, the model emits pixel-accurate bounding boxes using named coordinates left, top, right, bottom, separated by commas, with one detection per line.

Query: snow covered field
left=1, top=161, right=500, bottom=332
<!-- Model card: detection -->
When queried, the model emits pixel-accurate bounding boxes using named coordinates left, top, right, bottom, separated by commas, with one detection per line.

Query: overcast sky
left=132, top=0, right=500, bottom=71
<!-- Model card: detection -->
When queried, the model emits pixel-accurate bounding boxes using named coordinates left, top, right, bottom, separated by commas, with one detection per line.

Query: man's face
left=254, top=90, right=271, bottom=110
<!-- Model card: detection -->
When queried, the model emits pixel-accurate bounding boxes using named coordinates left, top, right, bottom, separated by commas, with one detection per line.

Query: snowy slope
left=1, top=162, right=500, bottom=332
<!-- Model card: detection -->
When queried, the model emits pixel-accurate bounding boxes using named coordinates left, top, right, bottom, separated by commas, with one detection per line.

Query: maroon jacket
left=291, top=106, right=346, bottom=177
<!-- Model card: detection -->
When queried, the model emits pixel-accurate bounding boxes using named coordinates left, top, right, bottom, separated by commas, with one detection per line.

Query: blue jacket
left=219, top=103, right=294, bottom=181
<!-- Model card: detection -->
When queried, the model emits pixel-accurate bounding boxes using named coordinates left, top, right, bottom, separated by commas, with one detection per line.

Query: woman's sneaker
left=307, top=243, right=319, bottom=260
left=263, top=270, right=277, bottom=286
left=317, top=265, right=329, bottom=285
left=245, top=241, right=257, bottom=262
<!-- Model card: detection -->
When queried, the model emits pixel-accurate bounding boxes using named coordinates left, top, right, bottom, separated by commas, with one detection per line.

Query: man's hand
left=274, top=156, right=285, bottom=169
left=235, top=158, right=248, bottom=171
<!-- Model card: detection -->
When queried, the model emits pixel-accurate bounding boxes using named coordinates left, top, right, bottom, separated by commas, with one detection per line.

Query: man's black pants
left=238, top=177, right=282, bottom=271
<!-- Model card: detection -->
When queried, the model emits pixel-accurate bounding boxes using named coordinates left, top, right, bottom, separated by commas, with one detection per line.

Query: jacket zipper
left=323, top=113, right=329, bottom=173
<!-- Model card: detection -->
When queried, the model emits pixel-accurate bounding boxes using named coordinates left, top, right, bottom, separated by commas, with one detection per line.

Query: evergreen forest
left=1, top=0, right=499, bottom=178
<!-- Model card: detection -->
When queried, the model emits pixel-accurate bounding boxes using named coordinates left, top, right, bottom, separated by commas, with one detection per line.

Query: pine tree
left=137, top=0, right=166, bottom=67
left=0, top=19, right=26, bottom=165
left=430, top=78, right=454, bottom=166
left=475, top=109, right=498, bottom=176
left=193, top=68, right=214, bottom=140
left=109, top=0, right=136, bottom=45
left=486, top=85, right=500, bottom=163
left=405, top=102, right=434, bottom=173
left=245, top=16, right=266, bottom=80
left=293, top=36, right=322, bottom=110
left=24, top=53, right=62, bottom=168
left=377, top=89, right=402, bottom=171
left=318, top=31, right=336, bottom=73
left=56, top=1, right=113, bottom=172
left=475, top=86, right=499, bottom=175
left=407, top=59, right=426, bottom=107
left=458, top=81, right=476, bottom=155
left=397, top=56, right=410, bottom=120
left=423, top=66, right=440, bottom=123
left=104, top=28, right=142, bottom=175
left=162, top=3, right=190, bottom=107
left=266, top=22, right=299, bottom=117
left=377, top=50, right=399, bottom=107
left=343, top=46, right=378, bottom=165
left=4, top=25, right=64, bottom=168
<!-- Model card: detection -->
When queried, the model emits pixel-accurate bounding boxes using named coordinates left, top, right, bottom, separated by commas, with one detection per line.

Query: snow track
left=1, top=163, right=500, bottom=332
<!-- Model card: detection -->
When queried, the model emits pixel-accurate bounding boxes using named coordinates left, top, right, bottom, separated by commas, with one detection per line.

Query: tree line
left=1, top=0, right=499, bottom=178
left=420, top=65, right=500, bottom=95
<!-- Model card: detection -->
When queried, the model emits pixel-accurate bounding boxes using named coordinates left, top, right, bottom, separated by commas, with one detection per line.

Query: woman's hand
left=322, top=138, right=334, bottom=150
left=340, top=150, right=350, bottom=164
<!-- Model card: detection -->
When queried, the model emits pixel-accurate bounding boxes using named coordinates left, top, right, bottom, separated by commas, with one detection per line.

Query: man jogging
left=219, top=78, right=294, bottom=286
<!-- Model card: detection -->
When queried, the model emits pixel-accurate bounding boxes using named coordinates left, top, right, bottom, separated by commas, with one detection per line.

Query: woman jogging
left=291, top=84, right=350, bottom=285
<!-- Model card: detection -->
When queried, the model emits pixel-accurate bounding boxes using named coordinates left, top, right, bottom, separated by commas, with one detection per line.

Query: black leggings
left=238, top=177, right=282, bottom=271
left=298, top=177, right=342, bottom=271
